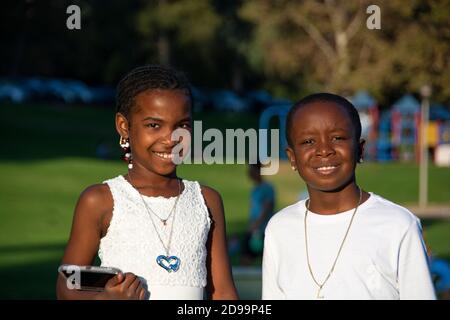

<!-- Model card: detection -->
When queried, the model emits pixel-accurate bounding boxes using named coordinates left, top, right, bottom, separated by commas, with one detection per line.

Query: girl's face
left=286, top=101, right=364, bottom=193
left=117, top=89, right=192, bottom=176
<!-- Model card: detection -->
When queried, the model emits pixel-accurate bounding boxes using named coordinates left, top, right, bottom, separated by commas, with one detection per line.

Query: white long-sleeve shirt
left=262, top=193, right=436, bottom=300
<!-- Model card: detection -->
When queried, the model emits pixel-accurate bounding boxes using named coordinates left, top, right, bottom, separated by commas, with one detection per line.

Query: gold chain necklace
left=128, top=174, right=182, bottom=272
left=304, top=188, right=362, bottom=299
left=129, top=175, right=181, bottom=226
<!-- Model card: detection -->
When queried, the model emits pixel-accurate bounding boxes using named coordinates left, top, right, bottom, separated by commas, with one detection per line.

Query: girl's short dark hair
left=286, top=93, right=362, bottom=146
left=116, top=64, right=193, bottom=118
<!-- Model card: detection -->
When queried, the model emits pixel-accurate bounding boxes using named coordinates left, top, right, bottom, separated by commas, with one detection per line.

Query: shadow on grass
left=0, top=242, right=103, bottom=300
left=0, top=256, right=61, bottom=299
left=0, top=241, right=447, bottom=300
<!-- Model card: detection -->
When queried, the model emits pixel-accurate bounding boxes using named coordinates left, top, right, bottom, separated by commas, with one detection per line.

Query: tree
left=136, top=0, right=221, bottom=66
left=240, top=0, right=450, bottom=104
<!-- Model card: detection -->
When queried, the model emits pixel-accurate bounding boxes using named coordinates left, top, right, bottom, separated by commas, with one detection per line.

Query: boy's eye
left=146, top=123, right=160, bottom=128
left=302, top=139, right=314, bottom=145
left=333, top=136, right=345, bottom=141
left=179, top=123, right=191, bottom=129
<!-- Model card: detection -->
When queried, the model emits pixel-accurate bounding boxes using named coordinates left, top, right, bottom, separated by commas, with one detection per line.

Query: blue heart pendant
left=156, top=255, right=180, bottom=273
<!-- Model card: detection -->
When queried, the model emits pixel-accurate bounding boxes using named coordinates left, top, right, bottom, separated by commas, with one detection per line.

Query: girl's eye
left=146, top=123, right=160, bottom=128
left=302, top=139, right=314, bottom=145
left=180, top=123, right=191, bottom=129
left=333, top=136, right=345, bottom=141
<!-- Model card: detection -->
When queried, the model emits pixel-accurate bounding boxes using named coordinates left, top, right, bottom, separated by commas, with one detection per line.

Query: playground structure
left=390, top=94, right=421, bottom=162
left=351, top=91, right=379, bottom=161
left=259, top=104, right=290, bottom=160
left=259, top=92, right=450, bottom=165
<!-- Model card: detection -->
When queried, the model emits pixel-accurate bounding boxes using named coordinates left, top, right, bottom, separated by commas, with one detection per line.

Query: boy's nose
left=315, top=141, right=335, bottom=157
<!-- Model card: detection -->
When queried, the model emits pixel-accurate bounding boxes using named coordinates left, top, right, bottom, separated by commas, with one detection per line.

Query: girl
left=56, top=65, right=239, bottom=300
left=262, top=93, right=436, bottom=300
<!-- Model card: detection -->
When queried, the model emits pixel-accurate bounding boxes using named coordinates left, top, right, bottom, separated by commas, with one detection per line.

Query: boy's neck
left=307, top=183, right=362, bottom=215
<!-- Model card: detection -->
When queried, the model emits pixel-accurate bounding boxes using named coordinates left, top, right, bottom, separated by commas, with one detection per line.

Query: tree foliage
left=240, top=0, right=450, bottom=103
left=0, top=0, right=449, bottom=104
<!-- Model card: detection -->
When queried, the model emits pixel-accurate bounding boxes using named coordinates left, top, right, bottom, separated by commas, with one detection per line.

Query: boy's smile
left=314, top=164, right=340, bottom=175
left=286, top=101, right=363, bottom=192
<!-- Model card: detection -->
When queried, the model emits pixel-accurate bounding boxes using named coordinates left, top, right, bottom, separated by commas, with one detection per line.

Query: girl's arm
left=56, top=184, right=146, bottom=300
left=201, top=186, right=239, bottom=300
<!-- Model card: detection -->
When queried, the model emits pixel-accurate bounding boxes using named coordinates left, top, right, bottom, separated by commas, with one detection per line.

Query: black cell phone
left=58, top=264, right=122, bottom=291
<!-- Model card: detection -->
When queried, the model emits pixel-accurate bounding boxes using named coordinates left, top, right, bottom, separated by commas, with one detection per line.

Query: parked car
left=17, top=77, right=100, bottom=104
left=245, top=90, right=293, bottom=112
left=64, top=80, right=94, bottom=104
left=191, top=86, right=212, bottom=112
left=210, top=89, right=250, bottom=112
left=89, top=85, right=116, bottom=105
left=0, top=80, right=29, bottom=103
left=245, top=90, right=274, bottom=112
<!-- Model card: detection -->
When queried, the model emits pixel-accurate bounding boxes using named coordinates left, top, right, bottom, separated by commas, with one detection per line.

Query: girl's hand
left=98, top=272, right=147, bottom=300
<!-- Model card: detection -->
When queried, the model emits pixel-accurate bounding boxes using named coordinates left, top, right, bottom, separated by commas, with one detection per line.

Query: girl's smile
left=153, top=151, right=175, bottom=161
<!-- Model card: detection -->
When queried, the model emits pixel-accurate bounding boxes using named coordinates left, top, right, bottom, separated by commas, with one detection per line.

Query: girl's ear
left=116, top=113, right=130, bottom=138
left=286, top=146, right=297, bottom=171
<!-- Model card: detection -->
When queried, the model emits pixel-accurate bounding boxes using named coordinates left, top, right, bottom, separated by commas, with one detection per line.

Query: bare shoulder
left=200, top=185, right=224, bottom=222
left=74, top=183, right=113, bottom=230
left=78, top=183, right=113, bottom=211
left=61, top=183, right=113, bottom=267
left=200, top=185, right=223, bottom=205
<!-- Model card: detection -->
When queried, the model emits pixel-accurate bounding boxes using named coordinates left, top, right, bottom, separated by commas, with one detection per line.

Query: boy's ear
left=286, top=146, right=297, bottom=170
left=358, top=138, right=366, bottom=160
left=115, top=113, right=129, bottom=138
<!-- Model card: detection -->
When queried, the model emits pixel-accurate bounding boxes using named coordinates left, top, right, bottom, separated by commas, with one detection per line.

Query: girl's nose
left=160, top=129, right=180, bottom=147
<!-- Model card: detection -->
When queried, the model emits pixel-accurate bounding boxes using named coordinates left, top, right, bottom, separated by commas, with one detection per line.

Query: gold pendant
left=317, top=286, right=324, bottom=299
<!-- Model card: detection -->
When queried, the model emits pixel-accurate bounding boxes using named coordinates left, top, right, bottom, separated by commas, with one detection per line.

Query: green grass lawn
left=0, top=103, right=449, bottom=299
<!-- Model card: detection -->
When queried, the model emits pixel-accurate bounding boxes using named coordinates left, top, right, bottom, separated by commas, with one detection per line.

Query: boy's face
left=286, top=101, right=364, bottom=193
left=116, top=89, right=192, bottom=176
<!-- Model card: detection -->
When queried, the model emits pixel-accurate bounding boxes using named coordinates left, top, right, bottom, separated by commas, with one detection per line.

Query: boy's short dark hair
left=286, top=92, right=362, bottom=146
left=116, top=64, right=193, bottom=119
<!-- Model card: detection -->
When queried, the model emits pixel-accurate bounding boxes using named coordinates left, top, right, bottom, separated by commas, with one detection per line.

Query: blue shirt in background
left=249, top=182, right=275, bottom=233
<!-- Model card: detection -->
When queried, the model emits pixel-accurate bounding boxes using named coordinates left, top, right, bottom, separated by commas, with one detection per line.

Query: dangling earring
left=291, top=165, right=297, bottom=171
left=358, top=157, right=364, bottom=163
left=119, top=136, right=133, bottom=169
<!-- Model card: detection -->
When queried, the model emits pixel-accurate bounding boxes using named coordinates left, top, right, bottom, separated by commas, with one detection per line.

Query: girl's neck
left=307, top=183, right=362, bottom=215
left=126, top=164, right=179, bottom=196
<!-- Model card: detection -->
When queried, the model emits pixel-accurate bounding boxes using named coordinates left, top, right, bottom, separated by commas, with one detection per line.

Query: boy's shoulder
left=364, top=192, right=421, bottom=227
left=265, top=200, right=304, bottom=232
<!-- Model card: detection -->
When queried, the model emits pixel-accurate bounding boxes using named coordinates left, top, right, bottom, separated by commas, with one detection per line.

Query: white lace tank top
left=98, top=175, right=211, bottom=300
